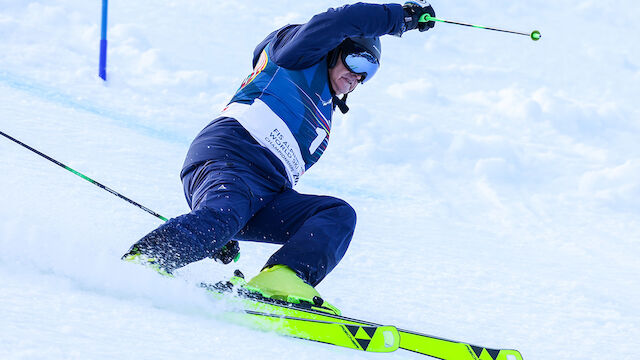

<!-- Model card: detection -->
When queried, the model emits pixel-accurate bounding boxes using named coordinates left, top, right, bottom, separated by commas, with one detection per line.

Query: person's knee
left=331, top=197, right=357, bottom=231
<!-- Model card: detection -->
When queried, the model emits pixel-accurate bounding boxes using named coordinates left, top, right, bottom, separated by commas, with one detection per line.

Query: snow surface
left=1, top=1, right=639, bottom=359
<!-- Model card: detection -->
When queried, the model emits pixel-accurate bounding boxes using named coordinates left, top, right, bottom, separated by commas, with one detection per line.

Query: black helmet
left=348, top=37, right=382, bottom=64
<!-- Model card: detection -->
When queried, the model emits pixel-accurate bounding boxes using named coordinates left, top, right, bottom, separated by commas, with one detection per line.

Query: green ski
left=398, top=329, right=523, bottom=360
left=200, top=277, right=524, bottom=360
left=221, top=310, right=400, bottom=353
left=123, top=254, right=523, bottom=359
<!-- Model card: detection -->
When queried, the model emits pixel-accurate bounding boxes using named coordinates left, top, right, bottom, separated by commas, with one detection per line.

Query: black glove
left=402, top=1, right=436, bottom=32
left=210, top=240, right=240, bottom=264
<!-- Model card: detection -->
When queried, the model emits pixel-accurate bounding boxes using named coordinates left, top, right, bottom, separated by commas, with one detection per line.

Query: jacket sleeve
left=269, top=2, right=404, bottom=69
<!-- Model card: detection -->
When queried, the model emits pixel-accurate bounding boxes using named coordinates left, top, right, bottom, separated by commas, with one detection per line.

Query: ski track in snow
left=1, top=1, right=639, bottom=359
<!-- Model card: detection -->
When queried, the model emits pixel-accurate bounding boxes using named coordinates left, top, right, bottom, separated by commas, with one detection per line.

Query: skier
left=123, top=1, right=436, bottom=311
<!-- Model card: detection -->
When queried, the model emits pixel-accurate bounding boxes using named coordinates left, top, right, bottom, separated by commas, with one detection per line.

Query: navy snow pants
left=129, top=118, right=356, bottom=286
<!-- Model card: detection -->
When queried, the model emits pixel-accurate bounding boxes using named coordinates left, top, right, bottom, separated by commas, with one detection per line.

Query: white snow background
left=1, top=1, right=639, bottom=359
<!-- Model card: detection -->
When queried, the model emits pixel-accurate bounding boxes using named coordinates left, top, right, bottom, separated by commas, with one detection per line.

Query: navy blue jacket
left=183, top=3, right=404, bottom=186
left=253, top=3, right=404, bottom=70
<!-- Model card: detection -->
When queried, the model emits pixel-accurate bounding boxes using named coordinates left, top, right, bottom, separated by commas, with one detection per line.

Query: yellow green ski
left=123, top=253, right=523, bottom=358
left=221, top=310, right=399, bottom=352
left=199, top=274, right=525, bottom=360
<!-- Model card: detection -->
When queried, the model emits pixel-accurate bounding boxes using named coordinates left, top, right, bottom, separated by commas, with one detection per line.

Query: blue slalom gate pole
left=99, top=0, right=108, bottom=81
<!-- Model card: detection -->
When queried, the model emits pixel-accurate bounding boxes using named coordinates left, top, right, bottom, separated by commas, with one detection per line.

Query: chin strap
left=327, top=49, right=350, bottom=114
left=332, top=94, right=349, bottom=114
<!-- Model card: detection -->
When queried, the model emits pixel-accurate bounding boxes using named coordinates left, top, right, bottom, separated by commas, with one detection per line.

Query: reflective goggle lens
left=343, top=51, right=379, bottom=84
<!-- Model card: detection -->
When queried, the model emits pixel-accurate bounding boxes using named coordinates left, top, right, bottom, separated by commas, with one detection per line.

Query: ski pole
left=1, top=130, right=168, bottom=221
left=1, top=130, right=241, bottom=262
left=419, top=14, right=541, bottom=41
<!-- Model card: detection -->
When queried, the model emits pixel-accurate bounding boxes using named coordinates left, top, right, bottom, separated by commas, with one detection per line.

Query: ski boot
left=242, top=265, right=341, bottom=315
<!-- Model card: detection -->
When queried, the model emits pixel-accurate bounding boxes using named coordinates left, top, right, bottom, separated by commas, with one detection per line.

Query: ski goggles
left=341, top=48, right=379, bottom=84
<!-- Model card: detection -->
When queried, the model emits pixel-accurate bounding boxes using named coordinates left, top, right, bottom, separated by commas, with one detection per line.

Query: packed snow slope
left=1, top=1, right=639, bottom=359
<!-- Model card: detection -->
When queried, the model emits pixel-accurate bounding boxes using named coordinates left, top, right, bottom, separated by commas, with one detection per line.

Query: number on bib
left=309, top=128, right=327, bottom=154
